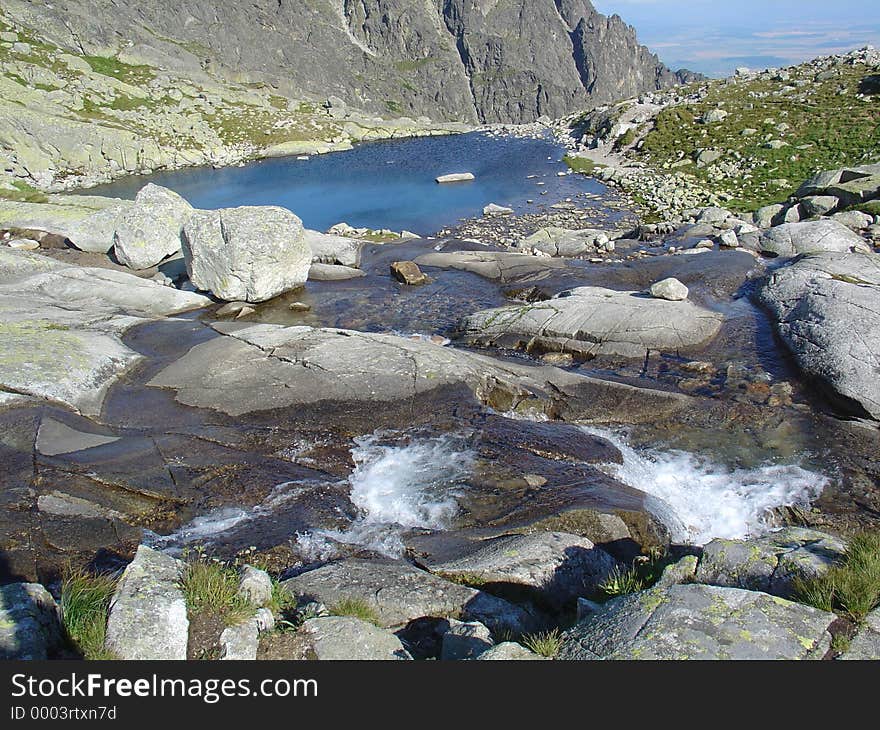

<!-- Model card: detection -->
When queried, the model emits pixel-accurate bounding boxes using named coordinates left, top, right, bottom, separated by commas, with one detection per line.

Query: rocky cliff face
left=1, top=0, right=696, bottom=124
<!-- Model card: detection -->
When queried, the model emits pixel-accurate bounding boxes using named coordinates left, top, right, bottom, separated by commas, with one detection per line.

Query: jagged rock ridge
left=2, top=0, right=697, bottom=124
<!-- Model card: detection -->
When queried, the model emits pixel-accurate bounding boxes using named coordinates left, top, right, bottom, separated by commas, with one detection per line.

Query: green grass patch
left=82, top=55, right=155, bottom=85
left=60, top=570, right=118, bottom=660
left=0, top=179, right=49, bottom=203
left=522, top=628, right=562, bottom=658
left=563, top=155, right=603, bottom=175
left=598, top=548, right=673, bottom=599
left=794, top=531, right=880, bottom=622
left=328, top=597, right=381, bottom=626
left=180, top=555, right=255, bottom=627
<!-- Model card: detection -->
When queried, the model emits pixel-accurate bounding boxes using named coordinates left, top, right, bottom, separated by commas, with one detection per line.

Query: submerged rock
left=558, top=584, right=835, bottom=660
left=461, top=286, right=723, bottom=359
left=182, top=205, right=311, bottom=302
left=104, top=545, right=189, bottom=660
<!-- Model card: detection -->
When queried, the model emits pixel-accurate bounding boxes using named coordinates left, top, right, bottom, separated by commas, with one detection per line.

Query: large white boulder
left=113, top=184, right=192, bottom=269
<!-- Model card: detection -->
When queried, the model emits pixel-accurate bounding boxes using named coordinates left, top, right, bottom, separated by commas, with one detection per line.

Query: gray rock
left=841, top=609, right=880, bottom=660
left=104, top=545, right=189, bottom=660
left=461, top=286, right=723, bottom=359
left=656, top=555, right=699, bottom=588
left=521, top=227, right=611, bottom=257
left=650, top=277, right=689, bottom=301
left=695, top=528, right=847, bottom=597
left=36, top=417, right=119, bottom=456
left=477, top=642, right=545, bottom=660
left=303, top=229, right=362, bottom=268
left=800, top=195, right=841, bottom=218
left=754, top=204, right=785, bottom=229
left=149, top=321, right=691, bottom=423
left=182, top=206, right=311, bottom=302
left=430, top=532, right=617, bottom=608
left=0, top=249, right=209, bottom=416
left=558, top=584, right=835, bottom=660
left=758, top=251, right=880, bottom=418
left=440, top=619, right=494, bottom=660
left=219, top=619, right=260, bottom=661
left=825, top=174, right=880, bottom=208
left=484, top=203, right=514, bottom=216
left=436, top=173, right=475, bottom=184
left=308, top=263, right=366, bottom=281
left=238, top=566, right=273, bottom=607
left=296, top=616, right=411, bottom=660
left=390, top=260, right=429, bottom=285
left=281, top=559, right=533, bottom=634
left=759, top=219, right=871, bottom=258
left=0, top=583, right=63, bottom=660
left=415, top=251, right=567, bottom=282
left=701, top=109, right=729, bottom=124
left=113, top=184, right=191, bottom=270
left=831, top=210, right=873, bottom=230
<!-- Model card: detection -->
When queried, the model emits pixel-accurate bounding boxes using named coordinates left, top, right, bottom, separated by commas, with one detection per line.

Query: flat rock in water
left=0, top=583, right=62, bottom=660
left=308, top=262, right=366, bottom=281
left=281, top=559, right=534, bottom=634
left=148, top=322, right=691, bottom=423
left=430, top=532, right=617, bottom=608
left=461, top=286, right=723, bottom=359
left=303, top=229, right=363, bottom=268
left=558, top=584, right=835, bottom=660
left=295, top=616, right=411, bottom=660
left=104, top=546, right=189, bottom=660
left=36, top=416, right=120, bottom=456
left=0, top=249, right=208, bottom=416
left=415, top=251, right=567, bottom=282
left=758, top=219, right=870, bottom=258
left=520, top=227, right=610, bottom=257
left=758, top=251, right=880, bottom=419
left=436, top=173, right=475, bottom=184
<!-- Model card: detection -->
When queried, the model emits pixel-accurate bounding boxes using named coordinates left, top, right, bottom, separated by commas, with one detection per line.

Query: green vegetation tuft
left=794, top=531, right=880, bottom=622
left=0, top=179, right=49, bottom=203
left=564, top=155, right=603, bottom=175
left=60, top=570, right=118, bottom=661
left=328, top=597, right=381, bottom=626
left=598, top=547, right=673, bottom=599
left=180, top=553, right=255, bottom=627
left=522, top=628, right=563, bottom=658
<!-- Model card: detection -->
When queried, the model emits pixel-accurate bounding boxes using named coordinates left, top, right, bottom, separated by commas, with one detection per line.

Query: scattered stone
left=104, top=546, right=189, bottom=660
left=219, top=619, right=260, bottom=661
left=841, top=609, right=880, bottom=660
left=297, top=616, right=412, bottom=660
left=440, top=619, right=494, bottom=660
left=238, top=565, right=273, bottom=607
left=390, top=260, right=429, bottom=286
left=477, top=642, right=544, bottom=660
left=649, top=277, right=689, bottom=301
left=483, top=203, right=514, bottom=216
left=7, top=238, right=40, bottom=250
left=436, top=173, right=475, bottom=184
left=719, top=230, right=739, bottom=248
left=656, top=555, right=699, bottom=588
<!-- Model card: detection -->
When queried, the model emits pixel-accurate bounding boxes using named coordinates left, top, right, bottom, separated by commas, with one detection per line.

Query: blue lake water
left=83, top=131, right=609, bottom=235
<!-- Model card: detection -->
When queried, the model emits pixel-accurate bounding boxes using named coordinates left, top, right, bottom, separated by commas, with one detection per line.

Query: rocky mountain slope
left=559, top=48, right=880, bottom=221
left=1, top=0, right=696, bottom=125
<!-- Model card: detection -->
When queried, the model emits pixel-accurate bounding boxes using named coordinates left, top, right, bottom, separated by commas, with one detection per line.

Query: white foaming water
left=584, top=427, right=829, bottom=545
left=315, top=433, right=474, bottom=557
left=146, top=481, right=322, bottom=552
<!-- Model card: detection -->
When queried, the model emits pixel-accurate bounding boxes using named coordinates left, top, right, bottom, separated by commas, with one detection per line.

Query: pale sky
left=593, top=0, right=880, bottom=77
